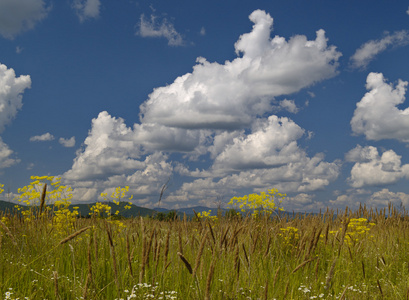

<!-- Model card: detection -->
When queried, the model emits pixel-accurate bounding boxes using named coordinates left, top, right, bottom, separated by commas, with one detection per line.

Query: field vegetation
left=1, top=177, right=409, bottom=299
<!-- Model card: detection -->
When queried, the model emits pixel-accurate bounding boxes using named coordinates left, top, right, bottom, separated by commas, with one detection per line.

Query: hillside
left=0, top=200, right=157, bottom=218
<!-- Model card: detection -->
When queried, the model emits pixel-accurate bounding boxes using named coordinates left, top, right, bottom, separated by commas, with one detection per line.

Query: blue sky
left=1, top=0, right=409, bottom=212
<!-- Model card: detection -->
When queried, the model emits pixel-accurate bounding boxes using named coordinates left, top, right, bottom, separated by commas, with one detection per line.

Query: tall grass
left=1, top=204, right=409, bottom=299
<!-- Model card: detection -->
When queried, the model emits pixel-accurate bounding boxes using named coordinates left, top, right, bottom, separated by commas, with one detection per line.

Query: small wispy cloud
left=72, top=0, right=100, bottom=23
left=136, top=14, right=184, bottom=46
left=16, top=46, right=23, bottom=54
left=350, top=30, right=409, bottom=69
left=200, top=27, right=206, bottom=36
left=59, top=136, right=75, bottom=147
left=29, top=132, right=54, bottom=142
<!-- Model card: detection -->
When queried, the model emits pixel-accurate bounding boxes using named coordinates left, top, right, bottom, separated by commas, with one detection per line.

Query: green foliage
left=152, top=210, right=179, bottom=221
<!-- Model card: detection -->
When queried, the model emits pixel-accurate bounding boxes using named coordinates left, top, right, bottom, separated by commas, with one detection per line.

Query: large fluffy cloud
left=63, top=111, right=143, bottom=181
left=140, top=10, right=341, bottom=130
left=0, top=64, right=32, bottom=133
left=0, top=0, right=50, bottom=39
left=351, top=72, right=409, bottom=142
left=212, top=116, right=305, bottom=172
left=350, top=31, right=409, bottom=69
left=63, top=10, right=342, bottom=206
left=0, top=63, right=31, bottom=169
left=346, top=145, right=409, bottom=188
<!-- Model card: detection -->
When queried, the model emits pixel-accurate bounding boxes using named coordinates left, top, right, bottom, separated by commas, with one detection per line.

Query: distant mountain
left=0, top=200, right=157, bottom=218
left=154, top=207, right=170, bottom=213
left=73, top=202, right=157, bottom=218
left=0, top=200, right=17, bottom=213
left=175, top=206, right=225, bottom=216
left=0, top=199, right=307, bottom=219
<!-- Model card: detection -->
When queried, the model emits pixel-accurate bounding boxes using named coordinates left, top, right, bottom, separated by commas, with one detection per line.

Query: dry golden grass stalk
left=0, top=220, right=17, bottom=246
left=93, top=230, right=98, bottom=263
left=272, top=266, right=280, bottom=291
left=264, top=236, right=271, bottom=256
left=53, top=271, right=59, bottom=299
left=145, top=227, right=156, bottom=268
left=242, top=243, right=249, bottom=267
left=314, top=257, right=320, bottom=280
left=291, top=256, right=318, bottom=274
left=377, top=279, right=384, bottom=298
left=219, top=226, right=230, bottom=250
left=178, top=225, right=183, bottom=255
left=193, top=230, right=208, bottom=277
left=229, top=225, right=243, bottom=249
left=126, top=234, right=133, bottom=278
left=338, top=218, right=350, bottom=256
left=104, top=222, right=120, bottom=288
left=324, top=222, right=330, bottom=245
left=325, top=257, right=337, bottom=289
left=39, top=183, right=47, bottom=215
left=177, top=252, right=193, bottom=274
left=139, top=227, right=156, bottom=283
left=339, top=285, right=349, bottom=300
left=83, top=236, right=93, bottom=299
left=59, top=226, right=91, bottom=245
left=163, top=229, right=171, bottom=268
left=204, top=255, right=216, bottom=300
left=251, top=231, right=259, bottom=254
left=263, top=278, right=269, bottom=300
left=208, top=221, right=216, bottom=245
left=234, top=241, right=240, bottom=280
left=283, top=278, right=290, bottom=299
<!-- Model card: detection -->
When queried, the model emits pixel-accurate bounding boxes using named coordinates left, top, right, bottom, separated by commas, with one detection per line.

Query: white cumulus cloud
left=30, top=132, right=54, bottom=142
left=347, top=145, right=409, bottom=188
left=351, top=72, right=409, bottom=142
left=0, top=137, right=20, bottom=168
left=72, top=0, right=101, bottom=22
left=212, top=116, right=305, bottom=172
left=350, top=31, right=409, bottom=69
left=330, top=188, right=409, bottom=210
left=63, top=111, right=143, bottom=181
left=136, top=14, right=184, bottom=46
left=0, top=63, right=31, bottom=133
left=0, top=63, right=30, bottom=169
left=0, top=0, right=50, bottom=39
left=63, top=10, right=342, bottom=205
left=140, top=10, right=341, bottom=130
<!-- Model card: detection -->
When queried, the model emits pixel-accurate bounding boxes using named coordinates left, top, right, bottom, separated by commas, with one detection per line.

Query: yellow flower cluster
left=16, top=176, right=72, bottom=207
left=279, top=226, right=300, bottom=248
left=89, top=202, right=112, bottom=218
left=89, top=202, right=126, bottom=233
left=197, top=210, right=218, bottom=221
left=100, top=186, right=133, bottom=205
left=330, top=218, right=375, bottom=246
left=228, top=189, right=285, bottom=217
left=1, top=216, right=9, bottom=226
left=53, top=205, right=79, bottom=236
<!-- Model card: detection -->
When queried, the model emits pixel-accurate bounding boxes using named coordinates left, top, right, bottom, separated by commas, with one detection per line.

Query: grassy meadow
left=1, top=178, right=409, bottom=299
left=2, top=204, right=409, bottom=299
